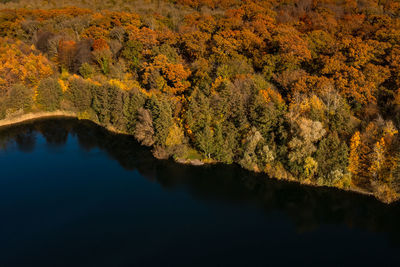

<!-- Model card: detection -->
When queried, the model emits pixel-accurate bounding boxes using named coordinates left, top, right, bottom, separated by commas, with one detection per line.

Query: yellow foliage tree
left=165, top=124, right=185, bottom=147
left=348, top=131, right=361, bottom=178
left=143, top=54, right=191, bottom=94
left=369, top=137, right=385, bottom=180
left=0, top=38, right=53, bottom=91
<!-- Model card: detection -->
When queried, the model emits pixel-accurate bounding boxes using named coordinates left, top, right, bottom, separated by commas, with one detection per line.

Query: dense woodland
left=1, top=0, right=400, bottom=202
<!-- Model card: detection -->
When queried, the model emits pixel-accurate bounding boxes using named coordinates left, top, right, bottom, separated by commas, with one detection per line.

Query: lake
left=1, top=118, right=400, bottom=266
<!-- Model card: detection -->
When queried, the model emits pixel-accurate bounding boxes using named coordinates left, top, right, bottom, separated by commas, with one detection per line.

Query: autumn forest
left=1, top=0, right=400, bottom=203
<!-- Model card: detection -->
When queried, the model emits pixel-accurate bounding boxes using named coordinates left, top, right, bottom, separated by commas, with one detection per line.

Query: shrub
left=78, top=63, right=95, bottom=79
left=93, top=49, right=112, bottom=75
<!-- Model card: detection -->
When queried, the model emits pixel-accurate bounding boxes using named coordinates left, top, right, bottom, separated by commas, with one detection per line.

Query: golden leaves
left=0, top=38, right=53, bottom=90
left=143, top=54, right=191, bottom=94
left=348, top=131, right=361, bottom=177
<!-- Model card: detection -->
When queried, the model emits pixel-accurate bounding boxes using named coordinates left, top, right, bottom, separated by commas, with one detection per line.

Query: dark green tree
left=124, top=89, right=146, bottom=134
left=4, top=84, right=34, bottom=115
left=65, top=78, right=93, bottom=112
left=91, top=84, right=110, bottom=124
left=121, top=40, right=143, bottom=72
left=146, top=95, right=173, bottom=146
left=315, top=132, right=349, bottom=182
left=36, top=78, right=63, bottom=111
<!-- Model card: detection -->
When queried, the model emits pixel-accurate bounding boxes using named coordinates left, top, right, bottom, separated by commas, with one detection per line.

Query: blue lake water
left=1, top=118, right=400, bottom=266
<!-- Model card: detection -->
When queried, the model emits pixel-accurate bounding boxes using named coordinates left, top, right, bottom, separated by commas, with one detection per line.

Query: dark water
left=1, top=119, right=400, bottom=266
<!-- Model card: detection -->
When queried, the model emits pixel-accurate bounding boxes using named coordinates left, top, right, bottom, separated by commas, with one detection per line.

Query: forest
left=1, top=0, right=400, bottom=203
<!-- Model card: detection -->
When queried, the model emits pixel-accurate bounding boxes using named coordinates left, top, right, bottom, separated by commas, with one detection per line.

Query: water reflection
left=1, top=118, right=400, bottom=246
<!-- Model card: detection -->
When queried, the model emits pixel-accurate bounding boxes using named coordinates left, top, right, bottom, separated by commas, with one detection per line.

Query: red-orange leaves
left=183, top=13, right=216, bottom=34
left=340, top=37, right=375, bottom=68
left=58, top=40, right=77, bottom=70
left=292, top=75, right=333, bottom=97
left=179, top=27, right=210, bottom=59
left=125, top=26, right=158, bottom=49
left=212, top=30, right=241, bottom=61
left=143, top=54, right=191, bottom=95
left=92, top=39, right=109, bottom=51
left=273, top=25, right=312, bottom=64
left=81, top=26, right=110, bottom=40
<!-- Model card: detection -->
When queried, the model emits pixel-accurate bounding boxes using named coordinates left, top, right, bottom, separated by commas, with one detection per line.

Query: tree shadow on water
left=1, top=118, right=400, bottom=245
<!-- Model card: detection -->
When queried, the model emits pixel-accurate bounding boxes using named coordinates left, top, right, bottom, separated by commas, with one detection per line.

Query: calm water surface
left=1, top=119, right=400, bottom=266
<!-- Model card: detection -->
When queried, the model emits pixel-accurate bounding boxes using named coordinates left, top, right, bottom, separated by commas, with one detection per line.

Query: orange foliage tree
left=0, top=38, right=53, bottom=91
left=58, top=40, right=77, bottom=71
left=143, top=54, right=191, bottom=95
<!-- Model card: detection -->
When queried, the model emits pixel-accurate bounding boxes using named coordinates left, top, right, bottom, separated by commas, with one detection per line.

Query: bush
left=93, top=49, right=112, bottom=75
left=78, top=63, right=95, bottom=79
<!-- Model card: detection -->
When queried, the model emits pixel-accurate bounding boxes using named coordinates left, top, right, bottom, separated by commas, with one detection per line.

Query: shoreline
left=0, top=111, right=390, bottom=204
left=0, top=111, right=78, bottom=129
left=0, top=111, right=127, bottom=135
